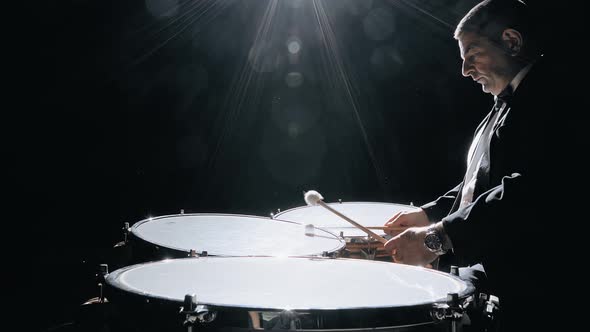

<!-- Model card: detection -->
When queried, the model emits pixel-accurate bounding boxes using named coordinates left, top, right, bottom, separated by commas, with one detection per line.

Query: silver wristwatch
left=424, top=227, right=447, bottom=256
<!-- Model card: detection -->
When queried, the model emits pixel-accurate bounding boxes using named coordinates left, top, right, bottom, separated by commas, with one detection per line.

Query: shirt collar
left=510, top=63, right=533, bottom=93
left=494, top=63, right=533, bottom=103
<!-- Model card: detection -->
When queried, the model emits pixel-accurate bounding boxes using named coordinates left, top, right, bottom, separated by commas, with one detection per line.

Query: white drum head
left=130, top=214, right=345, bottom=257
left=106, top=257, right=471, bottom=310
left=274, top=202, right=420, bottom=238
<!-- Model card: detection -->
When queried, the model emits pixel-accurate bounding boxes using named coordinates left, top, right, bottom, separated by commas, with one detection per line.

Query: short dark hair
left=454, top=0, right=540, bottom=56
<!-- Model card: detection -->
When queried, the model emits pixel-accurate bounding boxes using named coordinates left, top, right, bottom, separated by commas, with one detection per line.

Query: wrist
left=424, top=222, right=453, bottom=255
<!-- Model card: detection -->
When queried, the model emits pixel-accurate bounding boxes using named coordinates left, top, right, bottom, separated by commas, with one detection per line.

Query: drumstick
left=368, top=226, right=407, bottom=231
left=322, top=226, right=407, bottom=231
left=303, top=190, right=388, bottom=244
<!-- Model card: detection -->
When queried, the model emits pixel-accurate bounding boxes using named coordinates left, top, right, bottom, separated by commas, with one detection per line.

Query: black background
left=12, top=1, right=565, bottom=330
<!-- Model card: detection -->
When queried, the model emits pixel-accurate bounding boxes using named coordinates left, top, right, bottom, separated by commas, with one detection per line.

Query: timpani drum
left=274, top=202, right=420, bottom=260
left=103, top=256, right=475, bottom=332
left=117, top=213, right=345, bottom=265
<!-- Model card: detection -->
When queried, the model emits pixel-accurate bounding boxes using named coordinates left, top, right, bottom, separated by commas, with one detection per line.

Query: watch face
left=424, top=232, right=442, bottom=252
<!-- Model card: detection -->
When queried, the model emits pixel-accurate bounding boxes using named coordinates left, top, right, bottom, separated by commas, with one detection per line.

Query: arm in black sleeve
left=441, top=172, right=525, bottom=263
left=421, top=182, right=462, bottom=223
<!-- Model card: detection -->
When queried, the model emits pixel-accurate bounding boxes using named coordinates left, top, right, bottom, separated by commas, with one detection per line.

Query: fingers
left=384, top=236, right=403, bottom=263
left=384, top=226, right=407, bottom=236
left=384, top=211, right=403, bottom=236
left=384, top=237, right=398, bottom=254
left=392, top=249, right=403, bottom=263
left=385, top=211, right=402, bottom=225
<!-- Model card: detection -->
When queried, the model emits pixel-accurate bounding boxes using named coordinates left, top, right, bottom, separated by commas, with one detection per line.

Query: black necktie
left=495, top=85, right=513, bottom=111
left=492, top=85, right=513, bottom=135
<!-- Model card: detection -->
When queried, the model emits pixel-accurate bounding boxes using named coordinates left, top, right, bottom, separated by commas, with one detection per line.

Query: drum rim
left=273, top=201, right=421, bottom=219
left=129, top=213, right=346, bottom=255
left=105, top=256, right=475, bottom=311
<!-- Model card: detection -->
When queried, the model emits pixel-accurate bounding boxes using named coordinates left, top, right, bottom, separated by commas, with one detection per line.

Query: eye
left=468, top=52, right=480, bottom=62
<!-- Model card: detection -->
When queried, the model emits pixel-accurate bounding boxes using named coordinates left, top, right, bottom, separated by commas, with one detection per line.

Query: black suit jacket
left=420, top=55, right=584, bottom=329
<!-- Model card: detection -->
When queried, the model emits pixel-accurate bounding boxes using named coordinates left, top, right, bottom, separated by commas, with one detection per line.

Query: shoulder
left=513, top=54, right=565, bottom=104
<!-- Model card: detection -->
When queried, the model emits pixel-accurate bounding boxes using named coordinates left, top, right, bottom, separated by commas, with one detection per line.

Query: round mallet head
left=304, top=190, right=324, bottom=206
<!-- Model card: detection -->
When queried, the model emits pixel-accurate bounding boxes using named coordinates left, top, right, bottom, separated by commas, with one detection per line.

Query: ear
left=501, top=28, right=523, bottom=56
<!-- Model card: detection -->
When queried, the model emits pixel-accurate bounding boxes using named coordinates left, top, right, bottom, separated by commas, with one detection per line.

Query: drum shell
left=103, top=285, right=448, bottom=332
left=62, top=294, right=452, bottom=332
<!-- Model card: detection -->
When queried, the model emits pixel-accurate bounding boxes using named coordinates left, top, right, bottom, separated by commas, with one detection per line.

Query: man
left=383, top=0, right=581, bottom=330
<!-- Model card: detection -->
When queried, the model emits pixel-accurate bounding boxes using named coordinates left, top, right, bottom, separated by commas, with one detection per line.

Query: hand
left=383, top=208, right=430, bottom=236
left=384, top=226, right=438, bottom=267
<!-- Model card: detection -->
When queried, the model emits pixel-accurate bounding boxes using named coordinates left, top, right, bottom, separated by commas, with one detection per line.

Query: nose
left=462, top=59, right=473, bottom=77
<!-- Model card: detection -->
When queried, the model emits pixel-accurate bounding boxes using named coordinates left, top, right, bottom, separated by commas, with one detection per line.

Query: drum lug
left=189, top=250, right=208, bottom=258
left=477, top=293, right=500, bottom=330
left=431, top=293, right=466, bottom=332
left=122, top=222, right=130, bottom=242
left=96, top=264, right=109, bottom=303
left=277, top=310, right=302, bottom=329
left=270, top=208, right=281, bottom=219
left=485, top=295, right=500, bottom=316
left=321, top=251, right=337, bottom=258
left=181, top=294, right=218, bottom=330
left=112, top=222, right=134, bottom=268
left=113, top=222, right=130, bottom=247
